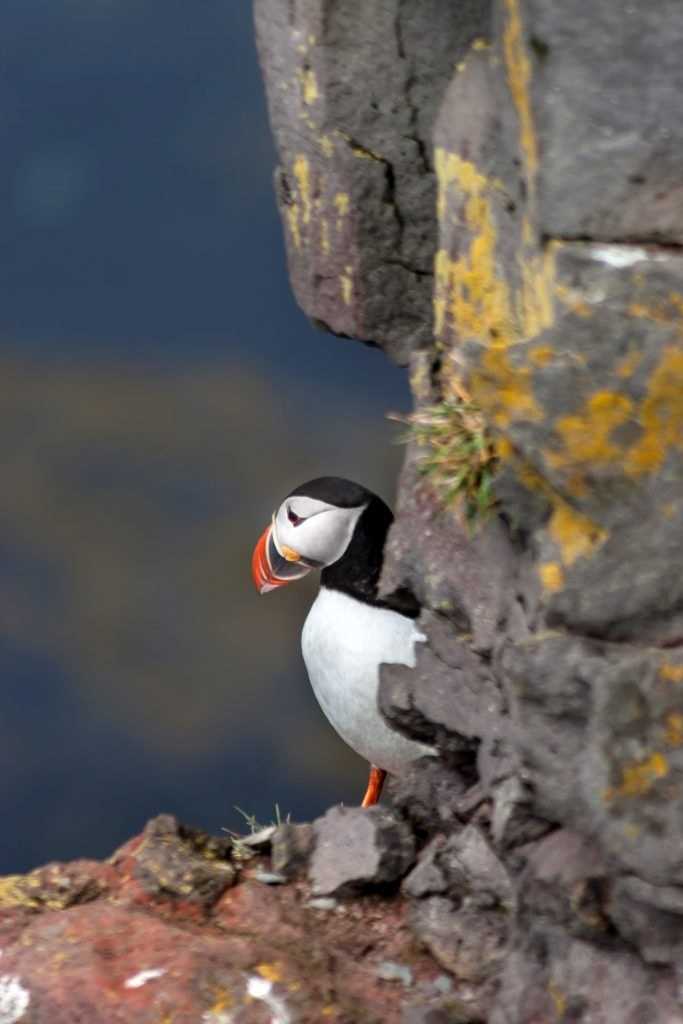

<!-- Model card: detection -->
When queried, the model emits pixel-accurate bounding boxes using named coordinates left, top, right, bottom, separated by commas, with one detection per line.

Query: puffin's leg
left=361, top=765, right=387, bottom=808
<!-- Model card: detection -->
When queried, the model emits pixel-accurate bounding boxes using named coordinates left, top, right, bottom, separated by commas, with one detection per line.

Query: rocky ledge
left=0, top=809, right=499, bottom=1024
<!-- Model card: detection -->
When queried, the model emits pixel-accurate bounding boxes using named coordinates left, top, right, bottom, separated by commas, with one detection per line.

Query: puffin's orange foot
left=361, top=765, right=387, bottom=807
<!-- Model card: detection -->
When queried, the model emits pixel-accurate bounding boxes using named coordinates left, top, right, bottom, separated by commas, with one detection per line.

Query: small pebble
left=431, top=974, right=453, bottom=995
left=306, top=896, right=338, bottom=911
left=253, top=871, right=287, bottom=886
left=376, top=960, right=413, bottom=988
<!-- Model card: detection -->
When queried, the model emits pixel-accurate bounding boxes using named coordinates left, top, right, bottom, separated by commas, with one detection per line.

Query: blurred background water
left=0, top=1, right=410, bottom=871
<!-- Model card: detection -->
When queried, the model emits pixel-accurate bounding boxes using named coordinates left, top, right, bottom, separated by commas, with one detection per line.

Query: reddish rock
left=0, top=816, right=458, bottom=1023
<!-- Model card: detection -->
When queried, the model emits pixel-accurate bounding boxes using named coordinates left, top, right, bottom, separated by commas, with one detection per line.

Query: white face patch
left=273, top=496, right=365, bottom=569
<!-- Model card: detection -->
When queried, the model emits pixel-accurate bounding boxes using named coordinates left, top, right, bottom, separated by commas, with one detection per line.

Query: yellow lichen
left=319, top=135, right=333, bottom=158
left=547, top=498, right=607, bottom=567
left=547, top=391, right=633, bottom=472
left=333, top=191, right=350, bottom=233
left=624, top=347, right=683, bottom=476
left=517, top=229, right=557, bottom=339
left=320, top=219, right=330, bottom=255
left=206, top=991, right=234, bottom=1015
left=298, top=68, right=319, bottom=105
left=604, top=752, right=669, bottom=801
left=0, top=875, right=34, bottom=909
left=548, top=981, right=567, bottom=1018
left=502, top=0, right=538, bottom=187
left=529, top=344, right=554, bottom=367
left=539, top=562, right=564, bottom=592
left=292, top=155, right=311, bottom=226
left=340, top=266, right=353, bottom=306
left=554, top=283, right=592, bottom=318
left=256, top=963, right=282, bottom=984
left=660, top=663, right=683, bottom=683
left=471, top=347, right=542, bottom=428
left=664, top=712, right=683, bottom=748
left=615, top=349, right=642, bottom=379
left=434, top=149, right=555, bottom=430
left=285, top=204, right=300, bottom=250
left=433, top=155, right=514, bottom=345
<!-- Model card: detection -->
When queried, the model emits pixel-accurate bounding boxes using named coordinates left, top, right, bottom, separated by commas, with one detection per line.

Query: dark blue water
left=0, top=1, right=411, bottom=872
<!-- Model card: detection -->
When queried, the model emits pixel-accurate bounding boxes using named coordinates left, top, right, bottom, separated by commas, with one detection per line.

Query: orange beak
left=251, top=523, right=312, bottom=594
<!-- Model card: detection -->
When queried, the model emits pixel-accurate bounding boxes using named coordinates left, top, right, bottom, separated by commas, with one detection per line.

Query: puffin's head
left=251, top=477, right=371, bottom=594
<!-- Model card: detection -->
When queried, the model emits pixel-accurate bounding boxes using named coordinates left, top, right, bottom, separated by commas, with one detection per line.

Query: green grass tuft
left=399, top=390, right=498, bottom=526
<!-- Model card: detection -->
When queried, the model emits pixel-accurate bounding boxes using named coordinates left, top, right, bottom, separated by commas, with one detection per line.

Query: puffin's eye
left=287, top=506, right=303, bottom=526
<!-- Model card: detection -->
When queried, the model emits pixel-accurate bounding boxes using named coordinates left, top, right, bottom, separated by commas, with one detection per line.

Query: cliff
left=2, top=3, right=682, bottom=1022
left=253, top=0, right=683, bottom=1020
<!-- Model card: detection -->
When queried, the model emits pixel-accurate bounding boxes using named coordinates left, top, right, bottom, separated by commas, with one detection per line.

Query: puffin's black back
left=289, top=477, right=420, bottom=618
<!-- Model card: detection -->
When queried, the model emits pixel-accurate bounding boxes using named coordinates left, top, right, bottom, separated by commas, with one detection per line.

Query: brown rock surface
left=0, top=815, right=465, bottom=1023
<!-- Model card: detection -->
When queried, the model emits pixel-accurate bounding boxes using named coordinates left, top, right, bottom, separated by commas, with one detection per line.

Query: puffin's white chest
left=301, top=587, right=433, bottom=774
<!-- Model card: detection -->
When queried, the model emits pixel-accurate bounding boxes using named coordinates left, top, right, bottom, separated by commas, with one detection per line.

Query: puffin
left=251, top=476, right=433, bottom=807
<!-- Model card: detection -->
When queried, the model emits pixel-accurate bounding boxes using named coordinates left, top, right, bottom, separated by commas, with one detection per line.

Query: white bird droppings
left=123, top=968, right=166, bottom=989
left=246, top=975, right=292, bottom=1024
left=0, top=976, right=29, bottom=1023
left=589, top=245, right=651, bottom=268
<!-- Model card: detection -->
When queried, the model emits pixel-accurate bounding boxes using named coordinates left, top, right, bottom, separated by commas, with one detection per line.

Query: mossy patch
left=400, top=387, right=498, bottom=526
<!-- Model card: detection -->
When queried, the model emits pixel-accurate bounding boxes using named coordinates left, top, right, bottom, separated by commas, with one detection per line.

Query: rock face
left=0, top=815, right=459, bottom=1023
left=254, top=0, right=491, bottom=363
left=256, top=1, right=683, bottom=1020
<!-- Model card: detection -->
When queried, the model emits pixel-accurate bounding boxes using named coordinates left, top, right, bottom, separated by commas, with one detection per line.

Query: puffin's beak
left=251, top=522, right=312, bottom=594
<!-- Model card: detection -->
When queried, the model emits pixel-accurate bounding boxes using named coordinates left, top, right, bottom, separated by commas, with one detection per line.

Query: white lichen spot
left=124, top=968, right=166, bottom=989
left=246, top=975, right=291, bottom=1024
left=0, top=975, right=29, bottom=1023
left=589, top=245, right=652, bottom=268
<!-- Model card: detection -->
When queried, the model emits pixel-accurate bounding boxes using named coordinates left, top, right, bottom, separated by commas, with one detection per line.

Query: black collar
left=320, top=495, right=420, bottom=618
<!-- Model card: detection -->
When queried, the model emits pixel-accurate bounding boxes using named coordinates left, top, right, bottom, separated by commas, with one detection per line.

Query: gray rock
left=499, top=633, right=595, bottom=823
left=271, top=822, right=313, bottom=879
left=387, top=758, right=467, bottom=839
left=402, top=1004, right=471, bottom=1024
left=607, top=875, right=683, bottom=965
left=517, top=829, right=612, bottom=943
left=255, top=0, right=683, bottom=1015
left=402, top=836, right=449, bottom=899
left=491, top=930, right=682, bottom=1024
left=376, top=960, right=414, bottom=988
left=520, top=0, right=683, bottom=244
left=439, top=825, right=513, bottom=911
left=490, top=775, right=550, bottom=850
left=410, top=896, right=507, bottom=986
left=254, top=0, right=492, bottom=363
left=381, top=451, right=517, bottom=651
left=253, top=871, right=287, bottom=886
left=309, top=804, right=416, bottom=896
left=579, top=646, right=683, bottom=885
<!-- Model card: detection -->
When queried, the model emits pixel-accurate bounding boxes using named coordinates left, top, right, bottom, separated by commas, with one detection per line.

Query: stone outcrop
left=255, top=1, right=683, bottom=1020
left=0, top=814, right=462, bottom=1023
